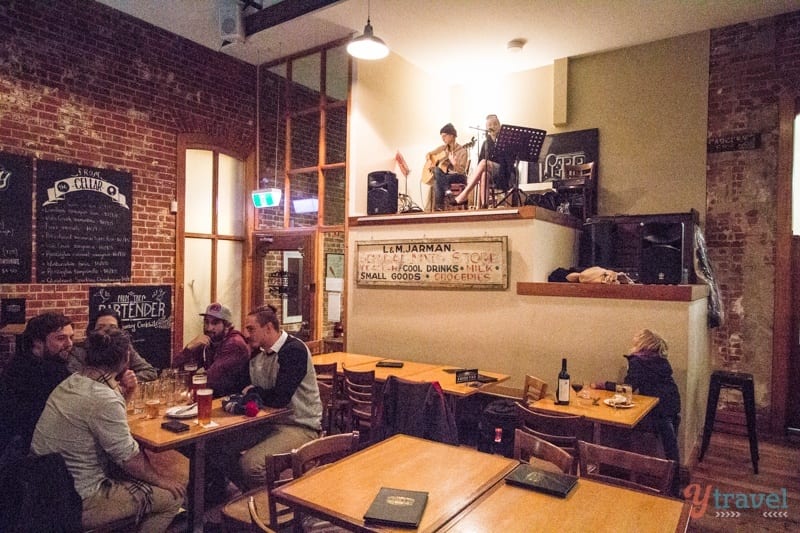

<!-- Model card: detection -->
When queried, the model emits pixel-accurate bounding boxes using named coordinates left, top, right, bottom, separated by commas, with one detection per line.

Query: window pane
left=291, top=52, right=321, bottom=111
left=291, top=110, right=320, bottom=169
left=185, top=149, right=213, bottom=234
left=216, top=239, right=243, bottom=325
left=326, top=46, right=349, bottom=103
left=321, top=231, right=345, bottom=338
left=217, top=153, right=245, bottom=236
left=325, top=104, right=347, bottom=165
left=289, top=171, right=319, bottom=228
left=323, top=168, right=345, bottom=226
left=183, top=237, right=212, bottom=345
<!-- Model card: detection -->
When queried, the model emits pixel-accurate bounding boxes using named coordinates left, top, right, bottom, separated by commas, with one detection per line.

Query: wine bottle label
left=557, top=379, right=570, bottom=404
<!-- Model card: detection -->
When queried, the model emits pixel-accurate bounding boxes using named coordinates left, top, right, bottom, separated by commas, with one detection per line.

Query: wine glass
left=571, top=380, right=584, bottom=395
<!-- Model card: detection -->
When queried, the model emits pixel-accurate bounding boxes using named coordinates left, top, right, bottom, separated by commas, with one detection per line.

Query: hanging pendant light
left=252, top=58, right=283, bottom=208
left=347, top=0, right=388, bottom=60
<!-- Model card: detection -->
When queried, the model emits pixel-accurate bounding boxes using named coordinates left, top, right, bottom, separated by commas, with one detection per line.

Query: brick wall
left=706, top=11, right=800, bottom=410
left=0, top=0, right=256, bottom=361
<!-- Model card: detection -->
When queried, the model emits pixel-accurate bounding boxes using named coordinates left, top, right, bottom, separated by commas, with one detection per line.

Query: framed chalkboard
left=89, top=286, right=172, bottom=370
left=530, top=128, right=599, bottom=182
left=0, top=152, right=33, bottom=283
left=36, top=160, right=132, bottom=283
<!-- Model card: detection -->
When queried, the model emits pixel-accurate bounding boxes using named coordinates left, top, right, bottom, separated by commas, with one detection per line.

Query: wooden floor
left=685, top=431, right=800, bottom=532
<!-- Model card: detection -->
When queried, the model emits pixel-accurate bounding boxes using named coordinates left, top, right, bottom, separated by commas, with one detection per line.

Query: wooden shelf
left=516, top=282, right=709, bottom=302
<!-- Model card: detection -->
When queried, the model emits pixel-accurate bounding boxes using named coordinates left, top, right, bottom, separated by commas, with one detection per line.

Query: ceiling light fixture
left=347, top=0, right=389, bottom=60
left=507, top=38, right=527, bottom=53
left=253, top=53, right=283, bottom=209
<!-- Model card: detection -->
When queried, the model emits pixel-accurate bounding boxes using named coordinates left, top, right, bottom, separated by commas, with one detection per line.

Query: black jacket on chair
left=373, top=376, right=459, bottom=445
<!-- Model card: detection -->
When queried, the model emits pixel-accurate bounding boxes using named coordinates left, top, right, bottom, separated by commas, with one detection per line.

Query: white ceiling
left=96, top=0, right=800, bottom=83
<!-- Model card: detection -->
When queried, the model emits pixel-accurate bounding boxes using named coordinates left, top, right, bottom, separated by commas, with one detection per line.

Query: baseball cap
left=200, top=303, right=232, bottom=322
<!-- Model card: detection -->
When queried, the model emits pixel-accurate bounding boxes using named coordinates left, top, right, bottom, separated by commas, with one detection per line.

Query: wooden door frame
left=771, top=90, right=797, bottom=433
left=174, top=134, right=253, bottom=359
left=252, top=228, right=318, bottom=339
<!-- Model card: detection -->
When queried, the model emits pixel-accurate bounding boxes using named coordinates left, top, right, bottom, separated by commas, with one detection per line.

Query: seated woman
left=68, top=308, right=158, bottom=383
left=31, top=328, right=186, bottom=532
left=594, top=329, right=681, bottom=489
left=447, top=114, right=515, bottom=208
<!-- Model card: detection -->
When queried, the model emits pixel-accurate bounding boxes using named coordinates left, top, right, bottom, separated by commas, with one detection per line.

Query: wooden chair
left=342, top=368, right=376, bottom=442
left=221, top=452, right=294, bottom=532
left=513, top=428, right=575, bottom=474
left=556, top=161, right=596, bottom=220
left=247, top=495, right=271, bottom=532
left=222, top=432, right=360, bottom=532
left=314, top=362, right=343, bottom=435
left=305, top=339, right=324, bottom=355
left=577, top=440, right=676, bottom=495
left=515, top=401, right=592, bottom=472
left=522, top=375, right=548, bottom=404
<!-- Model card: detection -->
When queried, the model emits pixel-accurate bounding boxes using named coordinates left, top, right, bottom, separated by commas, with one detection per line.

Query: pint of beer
left=197, top=388, right=213, bottom=425
left=191, top=373, right=208, bottom=402
left=145, top=399, right=161, bottom=419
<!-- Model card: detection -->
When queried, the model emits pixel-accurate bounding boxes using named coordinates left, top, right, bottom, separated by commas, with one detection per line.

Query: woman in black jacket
left=597, top=329, right=681, bottom=467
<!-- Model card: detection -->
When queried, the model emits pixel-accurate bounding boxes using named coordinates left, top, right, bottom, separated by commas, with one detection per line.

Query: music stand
left=490, top=125, right=547, bottom=207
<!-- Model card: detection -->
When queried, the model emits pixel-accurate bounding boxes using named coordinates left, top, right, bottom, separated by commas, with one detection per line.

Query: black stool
left=698, top=370, right=759, bottom=473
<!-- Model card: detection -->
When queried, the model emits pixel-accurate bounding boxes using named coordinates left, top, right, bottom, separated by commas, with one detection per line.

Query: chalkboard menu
left=89, top=286, right=172, bottom=370
left=36, top=160, right=132, bottom=283
left=0, top=152, right=33, bottom=283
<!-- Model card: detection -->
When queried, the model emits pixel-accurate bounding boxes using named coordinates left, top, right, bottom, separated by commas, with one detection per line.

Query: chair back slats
left=314, top=362, right=339, bottom=434
left=577, top=440, right=676, bottom=495
left=522, top=375, right=548, bottom=403
left=223, top=433, right=360, bottom=531
left=291, top=431, right=361, bottom=477
left=513, top=429, right=575, bottom=474
left=342, top=368, right=376, bottom=436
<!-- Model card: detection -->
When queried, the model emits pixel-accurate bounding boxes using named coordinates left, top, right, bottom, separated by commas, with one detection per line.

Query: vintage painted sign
left=356, top=237, right=508, bottom=289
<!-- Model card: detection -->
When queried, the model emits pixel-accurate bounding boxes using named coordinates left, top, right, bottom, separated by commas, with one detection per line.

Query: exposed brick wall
left=706, top=11, right=800, bottom=410
left=0, top=0, right=256, bottom=358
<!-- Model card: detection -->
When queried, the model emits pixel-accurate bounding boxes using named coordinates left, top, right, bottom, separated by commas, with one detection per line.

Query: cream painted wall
left=350, top=32, right=709, bottom=221
left=346, top=31, right=713, bottom=463
left=568, top=32, right=710, bottom=221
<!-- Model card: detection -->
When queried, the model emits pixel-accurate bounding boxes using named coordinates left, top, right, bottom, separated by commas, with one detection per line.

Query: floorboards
left=686, top=432, right=800, bottom=532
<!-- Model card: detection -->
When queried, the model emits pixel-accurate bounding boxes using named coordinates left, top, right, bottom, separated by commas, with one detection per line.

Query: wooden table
left=312, top=351, right=386, bottom=372
left=441, top=475, right=690, bottom=533
left=128, top=399, right=290, bottom=532
left=531, top=389, right=659, bottom=440
left=272, top=434, right=518, bottom=532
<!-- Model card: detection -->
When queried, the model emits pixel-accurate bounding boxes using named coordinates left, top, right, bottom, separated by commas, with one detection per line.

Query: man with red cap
left=173, top=303, right=250, bottom=397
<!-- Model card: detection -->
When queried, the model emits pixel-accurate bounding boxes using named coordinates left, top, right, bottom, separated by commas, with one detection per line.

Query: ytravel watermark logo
left=684, top=483, right=789, bottom=519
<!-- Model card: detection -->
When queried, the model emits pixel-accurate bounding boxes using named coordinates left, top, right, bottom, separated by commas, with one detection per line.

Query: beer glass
left=197, top=388, right=213, bottom=425
left=144, top=381, right=161, bottom=419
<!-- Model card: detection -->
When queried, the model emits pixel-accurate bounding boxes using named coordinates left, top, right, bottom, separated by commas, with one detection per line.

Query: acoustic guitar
left=422, top=137, right=476, bottom=185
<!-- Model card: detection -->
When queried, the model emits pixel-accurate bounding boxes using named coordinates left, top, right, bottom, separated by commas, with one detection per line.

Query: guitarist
left=425, top=123, right=468, bottom=211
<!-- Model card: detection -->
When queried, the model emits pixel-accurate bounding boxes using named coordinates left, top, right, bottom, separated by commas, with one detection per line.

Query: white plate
left=603, top=398, right=635, bottom=409
left=165, top=405, right=198, bottom=419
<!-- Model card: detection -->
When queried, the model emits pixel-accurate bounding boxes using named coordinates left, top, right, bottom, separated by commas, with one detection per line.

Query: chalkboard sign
left=89, top=286, right=172, bottom=370
left=0, top=152, right=33, bottom=283
left=36, top=160, right=132, bottom=283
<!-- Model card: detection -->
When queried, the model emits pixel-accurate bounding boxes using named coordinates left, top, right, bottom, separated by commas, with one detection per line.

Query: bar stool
left=698, top=370, right=759, bottom=473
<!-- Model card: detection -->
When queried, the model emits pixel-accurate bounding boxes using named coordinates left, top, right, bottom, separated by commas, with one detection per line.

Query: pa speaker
left=640, top=221, right=686, bottom=284
left=579, top=219, right=615, bottom=268
left=367, top=171, right=398, bottom=215
left=217, top=0, right=244, bottom=44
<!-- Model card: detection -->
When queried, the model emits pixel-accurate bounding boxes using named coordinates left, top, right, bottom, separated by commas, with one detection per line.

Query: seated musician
left=448, top=114, right=516, bottom=208
left=425, top=123, right=469, bottom=211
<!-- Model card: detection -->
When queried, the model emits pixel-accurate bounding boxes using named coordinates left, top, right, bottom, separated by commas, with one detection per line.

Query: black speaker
left=579, top=220, right=614, bottom=268
left=640, top=221, right=686, bottom=284
left=367, top=171, right=398, bottom=215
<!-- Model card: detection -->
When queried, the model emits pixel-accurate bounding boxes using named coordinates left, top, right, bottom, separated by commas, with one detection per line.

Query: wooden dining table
left=272, top=434, right=519, bottom=532
left=440, top=473, right=691, bottom=533
left=530, top=388, right=660, bottom=441
left=128, top=399, right=290, bottom=532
